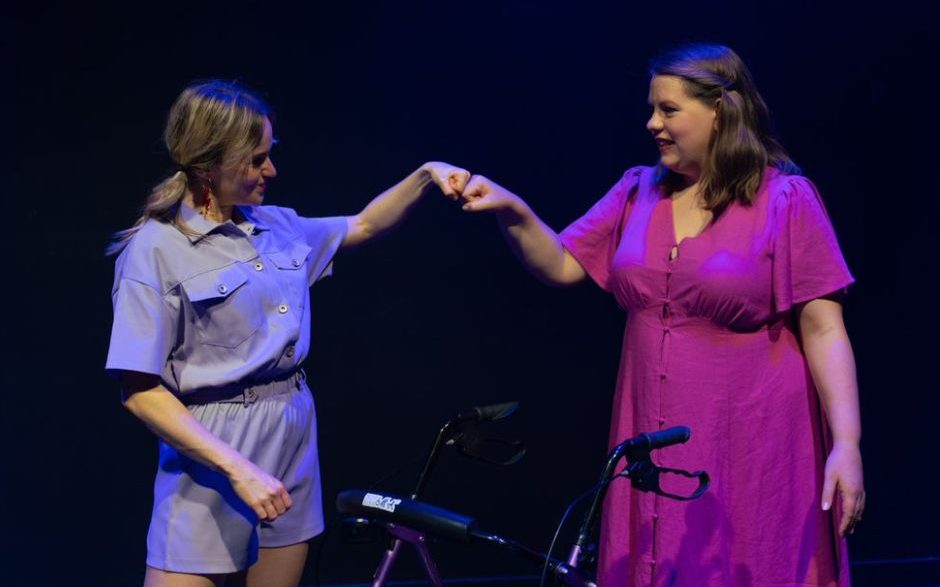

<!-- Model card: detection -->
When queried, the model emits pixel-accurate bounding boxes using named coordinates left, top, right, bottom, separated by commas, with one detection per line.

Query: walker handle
left=336, top=489, right=477, bottom=544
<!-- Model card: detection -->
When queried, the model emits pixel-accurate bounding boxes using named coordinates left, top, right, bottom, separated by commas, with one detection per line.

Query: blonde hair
left=107, top=80, right=271, bottom=254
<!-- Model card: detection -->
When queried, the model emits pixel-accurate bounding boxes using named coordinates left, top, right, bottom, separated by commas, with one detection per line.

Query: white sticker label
left=362, top=493, right=403, bottom=513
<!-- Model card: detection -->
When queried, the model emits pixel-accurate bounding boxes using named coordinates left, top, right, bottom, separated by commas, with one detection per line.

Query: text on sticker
left=362, top=493, right=403, bottom=513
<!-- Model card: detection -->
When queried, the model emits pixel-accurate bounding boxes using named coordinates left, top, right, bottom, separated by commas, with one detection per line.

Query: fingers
left=460, top=175, right=495, bottom=212
left=252, top=483, right=291, bottom=521
left=822, top=444, right=866, bottom=536
left=838, top=487, right=866, bottom=536
left=233, top=466, right=292, bottom=522
left=855, top=490, right=866, bottom=529
left=261, top=500, right=280, bottom=522
left=822, top=469, right=866, bottom=536
left=280, top=486, right=294, bottom=510
left=838, top=494, right=856, bottom=536
left=440, top=172, right=508, bottom=213
left=428, top=163, right=470, bottom=200
left=461, top=175, right=487, bottom=202
left=448, top=169, right=470, bottom=196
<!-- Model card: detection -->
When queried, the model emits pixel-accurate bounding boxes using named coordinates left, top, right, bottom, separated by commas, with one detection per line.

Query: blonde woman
left=106, top=80, right=468, bottom=587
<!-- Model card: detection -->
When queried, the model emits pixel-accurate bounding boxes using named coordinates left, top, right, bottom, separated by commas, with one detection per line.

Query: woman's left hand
left=422, top=161, right=470, bottom=200
left=822, top=440, right=865, bottom=536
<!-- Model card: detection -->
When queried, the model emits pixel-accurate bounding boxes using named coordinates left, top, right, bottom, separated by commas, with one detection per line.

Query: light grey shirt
left=106, top=201, right=347, bottom=395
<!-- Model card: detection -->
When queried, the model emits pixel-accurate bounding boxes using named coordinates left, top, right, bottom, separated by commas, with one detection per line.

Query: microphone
left=454, top=401, right=519, bottom=423
left=616, top=426, right=690, bottom=458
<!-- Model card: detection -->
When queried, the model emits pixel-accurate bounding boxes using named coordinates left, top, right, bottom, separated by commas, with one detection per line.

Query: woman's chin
left=658, top=155, right=678, bottom=170
left=659, top=159, right=700, bottom=182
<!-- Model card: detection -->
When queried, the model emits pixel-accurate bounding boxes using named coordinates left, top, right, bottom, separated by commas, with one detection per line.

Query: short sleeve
left=105, top=277, right=177, bottom=376
left=291, top=215, right=348, bottom=284
left=559, top=167, right=644, bottom=291
left=771, top=176, right=854, bottom=314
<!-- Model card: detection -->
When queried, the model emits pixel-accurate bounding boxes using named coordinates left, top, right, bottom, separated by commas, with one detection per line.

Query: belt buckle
left=243, top=388, right=258, bottom=406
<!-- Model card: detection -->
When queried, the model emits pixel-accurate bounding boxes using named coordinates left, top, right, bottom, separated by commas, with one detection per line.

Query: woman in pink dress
left=457, top=44, right=865, bottom=586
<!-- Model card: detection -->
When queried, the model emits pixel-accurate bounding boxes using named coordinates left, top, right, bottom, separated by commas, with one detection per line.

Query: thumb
left=462, top=194, right=498, bottom=213
left=821, top=470, right=837, bottom=511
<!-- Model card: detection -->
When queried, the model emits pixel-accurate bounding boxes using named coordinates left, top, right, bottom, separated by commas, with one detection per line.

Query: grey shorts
left=146, top=372, right=324, bottom=574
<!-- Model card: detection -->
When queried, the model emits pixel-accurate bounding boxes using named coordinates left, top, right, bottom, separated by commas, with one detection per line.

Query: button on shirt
left=106, top=202, right=347, bottom=395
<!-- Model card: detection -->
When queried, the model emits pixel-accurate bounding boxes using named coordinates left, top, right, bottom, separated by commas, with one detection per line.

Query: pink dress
left=559, top=166, right=853, bottom=587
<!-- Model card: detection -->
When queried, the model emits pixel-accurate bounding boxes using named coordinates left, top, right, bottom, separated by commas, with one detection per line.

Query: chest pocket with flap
left=181, top=264, right=262, bottom=349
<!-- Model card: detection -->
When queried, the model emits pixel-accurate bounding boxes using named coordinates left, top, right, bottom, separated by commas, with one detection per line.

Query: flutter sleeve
left=559, top=167, right=644, bottom=291
left=771, top=176, right=854, bottom=314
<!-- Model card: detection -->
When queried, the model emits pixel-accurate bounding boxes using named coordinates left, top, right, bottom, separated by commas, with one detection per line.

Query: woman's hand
left=120, top=373, right=294, bottom=522
left=227, top=456, right=293, bottom=522
left=421, top=161, right=470, bottom=200
left=451, top=174, right=586, bottom=285
left=798, top=298, right=865, bottom=537
left=459, top=175, right=525, bottom=217
left=822, top=440, right=865, bottom=536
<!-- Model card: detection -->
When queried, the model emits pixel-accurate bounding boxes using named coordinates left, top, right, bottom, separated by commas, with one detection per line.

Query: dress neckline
left=666, top=195, right=712, bottom=261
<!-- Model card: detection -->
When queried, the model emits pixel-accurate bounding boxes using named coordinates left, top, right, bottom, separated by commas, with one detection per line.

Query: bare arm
left=342, top=161, right=469, bottom=248
left=120, top=371, right=291, bottom=522
left=798, top=297, right=865, bottom=536
left=460, top=175, right=586, bottom=286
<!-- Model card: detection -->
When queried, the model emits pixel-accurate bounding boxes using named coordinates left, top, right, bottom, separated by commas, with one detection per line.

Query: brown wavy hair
left=107, top=80, right=271, bottom=255
left=650, top=44, right=799, bottom=215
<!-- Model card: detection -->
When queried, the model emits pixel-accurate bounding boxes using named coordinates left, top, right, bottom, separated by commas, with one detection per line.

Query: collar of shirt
left=177, top=201, right=271, bottom=244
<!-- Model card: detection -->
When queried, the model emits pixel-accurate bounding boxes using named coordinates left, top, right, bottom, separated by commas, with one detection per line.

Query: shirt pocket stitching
left=181, top=264, right=262, bottom=348
left=269, top=242, right=313, bottom=271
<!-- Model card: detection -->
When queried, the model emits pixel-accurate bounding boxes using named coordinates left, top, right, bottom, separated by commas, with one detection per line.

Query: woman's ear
left=196, top=168, right=217, bottom=190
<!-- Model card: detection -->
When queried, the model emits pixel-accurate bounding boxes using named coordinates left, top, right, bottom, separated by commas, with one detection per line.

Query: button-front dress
left=560, top=166, right=853, bottom=586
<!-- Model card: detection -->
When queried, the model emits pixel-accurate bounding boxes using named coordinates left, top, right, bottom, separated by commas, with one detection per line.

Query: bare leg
left=143, top=567, right=225, bottom=587
left=228, top=543, right=309, bottom=587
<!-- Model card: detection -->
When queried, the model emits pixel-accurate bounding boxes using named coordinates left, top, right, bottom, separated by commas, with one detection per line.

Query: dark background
left=5, top=1, right=938, bottom=585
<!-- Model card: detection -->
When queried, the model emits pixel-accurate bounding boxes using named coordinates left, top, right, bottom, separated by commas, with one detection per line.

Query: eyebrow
left=255, top=142, right=276, bottom=154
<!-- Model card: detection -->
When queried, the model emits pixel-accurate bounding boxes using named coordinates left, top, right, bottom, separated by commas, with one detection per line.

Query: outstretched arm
left=120, top=371, right=292, bottom=523
left=798, top=297, right=865, bottom=536
left=342, top=161, right=469, bottom=248
left=460, top=175, right=586, bottom=286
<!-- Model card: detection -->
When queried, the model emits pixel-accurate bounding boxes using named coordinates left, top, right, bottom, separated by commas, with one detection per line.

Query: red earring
left=202, top=184, right=212, bottom=217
